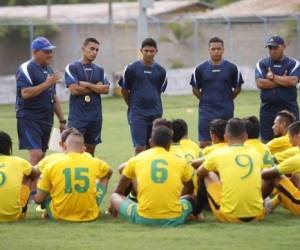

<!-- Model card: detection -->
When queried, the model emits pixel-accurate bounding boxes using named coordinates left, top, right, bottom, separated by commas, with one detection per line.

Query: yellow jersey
left=277, top=153, right=300, bottom=175
left=267, top=134, right=292, bottom=155
left=203, top=144, right=264, bottom=218
left=202, top=142, right=227, bottom=158
left=123, top=147, right=193, bottom=219
left=37, top=152, right=110, bottom=222
left=0, top=155, right=32, bottom=222
left=244, top=139, right=273, bottom=168
left=37, top=152, right=91, bottom=173
left=274, top=147, right=300, bottom=164
left=180, top=139, right=201, bottom=158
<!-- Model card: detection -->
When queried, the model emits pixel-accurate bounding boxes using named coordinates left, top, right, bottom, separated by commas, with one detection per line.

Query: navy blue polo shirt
left=119, top=60, right=167, bottom=122
left=255, top=56, right=300, bottom=109
left=16, top=60, right=56, bottom=126
left=65, top=61, right=109, bottom=122
left=190, top=59, right=244, bottom=118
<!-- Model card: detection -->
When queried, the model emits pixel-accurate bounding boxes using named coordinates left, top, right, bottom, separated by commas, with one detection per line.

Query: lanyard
left=80, top=62, right=94, bottom=82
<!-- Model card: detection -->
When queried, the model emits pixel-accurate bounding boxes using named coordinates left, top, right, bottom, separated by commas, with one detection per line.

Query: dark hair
left=225, top=118, right=246, bottom=138
left=277, top=110, right=296, bottom=127
left=83, top=37, right=100, bottom=46
left=0, top=131, right=12, bottom=156
left=61, top=128, right=81, bottom=143
left=153, top=118, right=173, bottom=130
left=151, top=126, right=172, bottom=148
left=141, top=38, right=157, bottom=49
left=288, top=121, right=300, bottom=136
left=243, top=116, right=260, bottom=139
left=208, top=37, right=224, bottom=46
left=172, top=119, right=188, bottom=143
left=209, top=119, right=227, bottom=141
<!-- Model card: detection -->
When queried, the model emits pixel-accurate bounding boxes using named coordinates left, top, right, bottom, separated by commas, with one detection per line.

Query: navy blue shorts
left=68, top=119, right=102, bottom=145
left=129, top=115, right=160, bottom=147
left=260, top=105, right=299, bottom=141
left=198, top=112, right=232, bottom=142
left=17, top=118, right=52, bottom=152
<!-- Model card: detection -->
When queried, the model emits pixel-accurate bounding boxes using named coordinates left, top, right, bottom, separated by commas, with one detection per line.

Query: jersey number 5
left=63, top=168, right=90, bottom=193
left=0, top=163, right=6, bottom=187
left=151, top=159, right=168, bottom=183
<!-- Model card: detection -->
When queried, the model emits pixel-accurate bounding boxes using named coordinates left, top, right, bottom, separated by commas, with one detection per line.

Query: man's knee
left=29, top=149, right=44, bottom=165
left=135, top=146, right=146, bottom=155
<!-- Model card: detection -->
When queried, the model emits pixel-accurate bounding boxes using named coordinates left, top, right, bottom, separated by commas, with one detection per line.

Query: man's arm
left=53, top=95, right=66, bottom=131
left=273, top=74, right=298, bottom=87
left=192, top=87, right=201, bottom=100
left=79, top=81, right=109, bottom=95
left=197, top=165, right=210, bottom=179
left=68, top=83, right=93, bottom=96
left=121, top=88, right=130, bottom=106
left=181, top=180, right=194, bottom=196
left=34, top=190, right=48, bottom=204
left=21, top=72, right=62, bottom=99
left=256, top=78, right=279, bottom=89
left=232, top=87, right=241, bottom=99
left=262, top=167, right=281, bottom=180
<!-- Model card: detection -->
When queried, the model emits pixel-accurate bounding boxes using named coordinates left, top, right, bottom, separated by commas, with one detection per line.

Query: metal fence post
left=223, top=16, right=233, bottom=60
left=295, top=15, right=300, bottom=59
left=28, top=21, right=34, bottom=57
left=193, top=18, right=199, bottom=65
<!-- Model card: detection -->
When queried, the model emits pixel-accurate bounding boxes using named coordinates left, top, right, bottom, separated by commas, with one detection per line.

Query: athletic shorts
left=17, top=118, right=52, bottom=152
left=119, top=198, right=192, bottom=226
left=129, top=115, right=161, bottom=147
left=68, top=119, right=102, bottom=145
left=277, top=177, right=300, bottom=216
left=206, top=182, right=265, bottom=223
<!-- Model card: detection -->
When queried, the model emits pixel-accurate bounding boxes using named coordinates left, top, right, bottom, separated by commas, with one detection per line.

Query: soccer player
left=16, top=37, right=66, bottom=166
left=262, top=130, right=300, bottom=216
left=255, top=35, right=300, bottom=143
left=267, top=110, right=296, bottom=154
left=110, top=126, right=194, bottom=226
left=36, top=127, right=81, bottom=175
left=0, top=131, right=38, bottom=221
left=191, top=119, right=227, bottom=169
left=119, top=38, right=167, bottom=155
left=273, top=121, right=300, bottom=164
left=197, top=118, right=266, bottom=223
left=34, top=131, right=112, bottom=222
left=65, top=37, right=110, bottom=156
left=190, top=37, right=244, bottom=148
left=243, top=116, right=273, bottom=168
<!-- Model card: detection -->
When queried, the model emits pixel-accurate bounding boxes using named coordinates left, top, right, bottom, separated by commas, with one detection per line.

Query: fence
left=0, top=14, right=299, bottom=102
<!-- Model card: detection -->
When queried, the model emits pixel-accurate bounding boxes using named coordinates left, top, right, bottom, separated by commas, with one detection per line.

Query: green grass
left=1, top=91, right=300, bottom=250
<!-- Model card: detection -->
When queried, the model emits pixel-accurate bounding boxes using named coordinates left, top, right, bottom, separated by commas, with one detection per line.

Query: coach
left=255, top=35, right=300, bottom=143
left=16, top=37, right=66, bottom=166
left=190, top=37, right=244, bottom=148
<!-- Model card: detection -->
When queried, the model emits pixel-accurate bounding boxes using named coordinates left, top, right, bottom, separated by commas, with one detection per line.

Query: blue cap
left=265, top=35, right=285, bottom=47
left=31, top=37, right=56, bottom=51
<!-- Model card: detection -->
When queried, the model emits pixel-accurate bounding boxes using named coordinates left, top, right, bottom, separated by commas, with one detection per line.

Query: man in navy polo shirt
left=16, top=37, right=66, bottom=166
left=190, top=37, right=244, bottom=148
left=65, top=37, right=109, bottom=156
left=256, top=35, right=300, bottom=143
left=119, top=38, right=167, bottom=155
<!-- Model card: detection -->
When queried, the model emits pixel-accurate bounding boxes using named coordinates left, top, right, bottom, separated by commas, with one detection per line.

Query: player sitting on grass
left=262, top=121, right=300, bottom=216
left=267, top=110, right=296, bottom=154
left=273, top=121, right=300, bottom=164
left=243, top=116, right=273, bottom=168
left=110, top=126, right=195, bottom=226
left=192, top=119, right=227, bottom=169
left=0, top=131, right=38, bottom=222
left=34, top=130, right=112, bottom=222
left=197, top=118, right=266, bottom=223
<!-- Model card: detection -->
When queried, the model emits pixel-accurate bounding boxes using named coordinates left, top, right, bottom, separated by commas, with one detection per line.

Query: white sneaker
left=264, top=197, right=274, bottom=214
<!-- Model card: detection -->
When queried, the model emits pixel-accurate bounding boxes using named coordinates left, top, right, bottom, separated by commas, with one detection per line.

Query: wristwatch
left=59, top=120, right=67, bottom=124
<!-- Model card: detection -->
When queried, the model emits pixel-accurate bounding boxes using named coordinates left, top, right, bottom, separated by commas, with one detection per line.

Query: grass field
left=1, top=91, right=300, bottom=250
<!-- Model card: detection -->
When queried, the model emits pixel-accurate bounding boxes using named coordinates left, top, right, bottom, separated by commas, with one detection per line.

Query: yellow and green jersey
left=267, top=135, right=292, bottom=155
left=203, top=144, right=264, bottom=218
left=0, top=155, right=32, bottom=222
left=273, top=147, right=300, bottom=164
left=201, top=142, right=227, bottom=158
left=276, top=153, right=300, bottom=175
left=123, top=147, right=193, bottom=219
left=245, top=139, right=273, bottom=168
left=37, top=152, right=110, bottom=222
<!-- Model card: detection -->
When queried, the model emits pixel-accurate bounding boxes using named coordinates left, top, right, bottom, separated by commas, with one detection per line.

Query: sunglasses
left=42, top=50, right=53, bottom=54
left=268, top=45, right=279, bottom=50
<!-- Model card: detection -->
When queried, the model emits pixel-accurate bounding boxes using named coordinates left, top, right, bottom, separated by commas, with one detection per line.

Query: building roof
left=198, top=0, right=300, bottom=18
left=0, top=1, right=212, bottom=23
